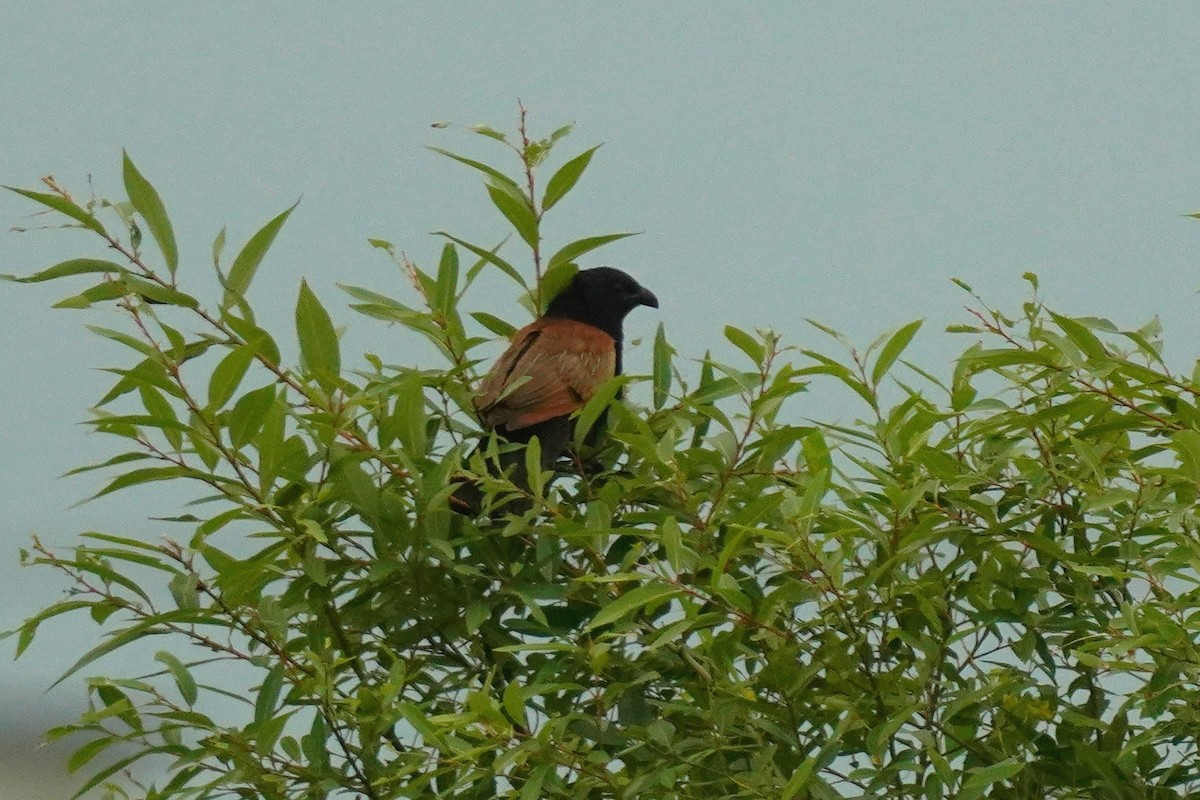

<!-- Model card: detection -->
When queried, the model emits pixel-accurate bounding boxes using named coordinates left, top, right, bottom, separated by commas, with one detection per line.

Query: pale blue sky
left=3, top=1, right=1200, bottom=769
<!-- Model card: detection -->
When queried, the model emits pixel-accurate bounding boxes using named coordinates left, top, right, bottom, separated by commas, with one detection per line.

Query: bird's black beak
left=637, top=287, right=659, bottom=309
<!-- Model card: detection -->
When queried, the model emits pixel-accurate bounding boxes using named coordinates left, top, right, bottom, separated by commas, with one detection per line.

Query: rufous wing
left=475, top=318, right=616, bottom=432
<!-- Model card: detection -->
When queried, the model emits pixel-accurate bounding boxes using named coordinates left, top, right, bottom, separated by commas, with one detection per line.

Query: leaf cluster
left=7, top=117, right=1200, bottom=799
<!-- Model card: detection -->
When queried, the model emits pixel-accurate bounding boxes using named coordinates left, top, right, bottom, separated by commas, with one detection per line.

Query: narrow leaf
left=471, top=124, right=509, bottom=143
left=224, top=313, right=282, bottom=366
left=254, top=664, right=285, bottom=725
left=295, top=280, right=341, bottom=391
left=573, top=376, right=632, bottom=450
left=426, top=146, right=521, bottom=194
left=2, top=258, right=129, bottom=284
left=122, top=276, right=199, bottom=308
left=212, top=225, right=227, bottom=269
left=434, top=242, right=460, bottom=315
left=15, top=600, right=93, bottom=658
left=69, top=746, right=180, bottom=800
left=958, top=758, right=1025, bottom=800
left=155, top=650, right=198, bottom=706
left=53, top=281, right=126, bottom=308
left=4, top=185, right=107, bottom=235
left=871, top=319, right=923, bottom=385
left=89, top=466, right=193, bottom=502
left=1050, top=311, right=1109, bottom=361
left=224, top=202, right=298, bottom=301
left=652, top=322, right=672, bottom=409
left=66, top=737, right=116, bottom=773
left=122, top=151, right=178, bottom=275
left=434, top=232, right=527, bottom=288
left=470, top=311, right=517, bottom=338
left=543, top=145, right=600, bottom=211
left=586, top=582, right=680, bottom=631
left=229, top=384, right=279, bottom=448
left=486, top=182, right=539, bottom=248
left=52, top=610, right=214, bottom=689
left=724, top=325, right=764, bottom=367
left=535, top=263, right=579, bottom=314
left=207, top=346, right=255, bottom=408
left=546, top=232, right=638, bottom=272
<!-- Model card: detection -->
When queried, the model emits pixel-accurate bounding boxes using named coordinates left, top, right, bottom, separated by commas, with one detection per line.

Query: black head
left=544, top=267, right=658, bottom=341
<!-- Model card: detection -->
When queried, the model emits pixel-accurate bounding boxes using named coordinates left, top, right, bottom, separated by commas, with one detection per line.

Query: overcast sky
left=4, top=2, right=1200, bottom=772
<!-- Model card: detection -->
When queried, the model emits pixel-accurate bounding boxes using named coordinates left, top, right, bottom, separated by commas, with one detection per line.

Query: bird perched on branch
left=452, top=266, right=658, bottom=515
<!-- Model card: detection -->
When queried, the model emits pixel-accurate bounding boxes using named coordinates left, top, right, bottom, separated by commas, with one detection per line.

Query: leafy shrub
left=7, top=111, right=1200, bottom=798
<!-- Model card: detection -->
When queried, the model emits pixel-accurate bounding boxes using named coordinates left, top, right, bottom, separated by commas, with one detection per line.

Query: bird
left=452, top=266, right=658, bottom=515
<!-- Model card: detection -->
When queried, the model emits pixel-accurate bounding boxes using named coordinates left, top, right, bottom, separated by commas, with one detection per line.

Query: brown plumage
left=452, top=267, right=658, bottom=515
left=475, top=318, right=617, bottom=432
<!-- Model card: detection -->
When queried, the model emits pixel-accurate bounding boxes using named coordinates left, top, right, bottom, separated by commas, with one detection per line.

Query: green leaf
left=724, top=325, right=764, bottom=367
left=51, top=610, right=214, bottom=689
left=212, top=225, right=227, bottom=269
left=224, top=202, right=298, bottom=302
left=392, top=373, right=428, bottom=455
left=225, top=312, right=282, bottom=366
left=871, top=319, right=922, bottom=385
left=573, top=376, right=632, bottom=450
left=86, top=325, right=160, bottom=360
left=4, top=185, right=107, bottom=236
left=229, top=384, right=279, bottom=448
left=426, top=146, right=522, bottom=194
left=123, top=275, right=199, bottom=307
left=14, top=600, right=94, bottom=658
left=470, top=311, right=517, bottom=338
left=139, top=384, right=182, bottom=449
left=536, top=262, right=579, bottom=314
left=254, top=664, right=285, bottom=726
left=486, top=182, right=539, bottom=248
left=53, top=280, right=128, bottom=308
left=339, top=283, right=410, bottom=309
left=542, top=145, right=600, bottom=211
left=2, top=258, right=129, bottom=284
left=958, top=758, right=1025, bottom=800
left=434, top=232, right=527, bottom=289
left=547, top=123, right=573, bottom=147
left=208, top=346, right=255, bottom=408
left=661, top=517, right=685, bottom=572
left=50, top=275, right=197, bottom=310
left=66, top=736, right=116, bottom=773
left=155, top=650, right=198, bottom=706
left=89, top=466, right=194, bottom=501
left=168, top=572, right=200, bottom=610
left=585, top=581, right=680, bottom=631
left=69, top=745, right=181, bottom=800
left=652, top=322, right=673, bottom=409
left=502, top=681, right=526, bottom=729
left=1050, top=311, right=1109, bottom=361
left=295, top=280, right=341, bottom=391
left=78, top=532, right=169, bottom=552
left=782, top=715, right=852, bottom=799
left=122, top=151, right=178, bottom=275
left=801, top=349, right=877, bottom=409
left=545, top=232, right=638, bottom=272
left=1170, top=429, right=1200, bottom=483
left=434, top=242, right=460, bottom=316
left=465, top=603, right=489, bottom=635
left=471, top=124, right=509, bottom=143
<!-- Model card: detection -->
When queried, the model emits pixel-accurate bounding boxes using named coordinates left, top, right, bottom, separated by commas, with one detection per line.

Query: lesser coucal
left=452, top=266, right=658, bottom=514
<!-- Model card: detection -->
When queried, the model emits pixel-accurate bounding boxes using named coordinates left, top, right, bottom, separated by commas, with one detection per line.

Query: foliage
left=6, top=109, right=1200, bottom=799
